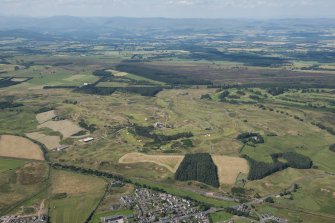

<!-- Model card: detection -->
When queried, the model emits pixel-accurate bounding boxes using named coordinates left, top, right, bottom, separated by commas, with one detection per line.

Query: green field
left=209, top=211, right=233, bottom=222
left=0, top=158, right=27, bottom=173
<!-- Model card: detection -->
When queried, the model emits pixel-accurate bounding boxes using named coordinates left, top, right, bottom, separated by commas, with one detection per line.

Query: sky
left=1, top=0, right=335, bottom=18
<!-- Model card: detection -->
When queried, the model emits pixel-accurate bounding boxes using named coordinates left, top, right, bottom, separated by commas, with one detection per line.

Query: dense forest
left=74, top=85, right=164, bottom=97
left=175, top=153, right=219, bottom=187
left=243, top=152, right=313, bottom=180
left=117, top=63, right=212, bottom=85
left=272, top=152, right=313, bottom=169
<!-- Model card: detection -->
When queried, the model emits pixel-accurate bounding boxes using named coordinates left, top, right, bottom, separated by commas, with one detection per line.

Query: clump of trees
left=200, top=94, right=212, bottom=100
left=175, top=153, right=219, bottom=187
left=79, top=119, right=97, bottom=133
left=63, top=99, right=78, bottom=105
left=264, top=197, right=274, bottom=203
left=219, top=90, right=230, bottom=101
left=0, top=101, right=23, bottom=109
left=129, top=124, right=193, bottom=148
left=237, top=132, right=264, bottom=144
left=330, top=144, right=335, bottom=152
left=272, top=152, right=313, bottom=169
left=267, top=87, right=288, bottom=96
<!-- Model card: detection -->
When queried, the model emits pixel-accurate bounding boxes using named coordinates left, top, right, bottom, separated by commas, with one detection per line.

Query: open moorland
left=0, top=18, right=334, bottom=222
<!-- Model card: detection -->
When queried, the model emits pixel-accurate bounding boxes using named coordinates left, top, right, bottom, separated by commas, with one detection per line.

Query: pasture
left=36, top=110, right=56, bottom=124
left=26, top=132, right=61, bottom=150
left=212, top=155, right=249, bottom=185
left=0, top=135, right=44, bottom=160
left=38, top=120, right=83, bottom=138
left=49, top=170, right=107, bottom=223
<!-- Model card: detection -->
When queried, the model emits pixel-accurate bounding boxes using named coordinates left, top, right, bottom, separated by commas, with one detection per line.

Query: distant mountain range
left=0, top=16, right=334, bottom=40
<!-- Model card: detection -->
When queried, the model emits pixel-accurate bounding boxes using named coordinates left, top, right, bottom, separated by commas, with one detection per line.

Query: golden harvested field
left=0, top=135, right=44, bottom=160
left=119, top=152, right=184, bottom=173
left=36, top=110, right=56, bottom=124
left=26, top=132, right=61, bottom=150
left=212, top=155, right=249, bottom=185
left=51, top=170, right=106, bottom=195
left=38, top=120, right=82, bottom=138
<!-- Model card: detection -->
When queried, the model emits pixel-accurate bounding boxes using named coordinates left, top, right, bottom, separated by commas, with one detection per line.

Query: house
left=153, top=122, right=164, bottom=128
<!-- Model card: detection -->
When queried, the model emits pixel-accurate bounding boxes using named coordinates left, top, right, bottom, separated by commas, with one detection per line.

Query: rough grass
left=0, top=161, right=49, bottom=215
left=118, top=152, right=184, bottom=172
left=212, top=155, right=249, bottom=185
left=0, top=135, right=44, bottom=160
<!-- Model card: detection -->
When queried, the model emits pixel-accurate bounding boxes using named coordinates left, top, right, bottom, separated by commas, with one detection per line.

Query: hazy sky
left=1, top=0, right=335, bottom=18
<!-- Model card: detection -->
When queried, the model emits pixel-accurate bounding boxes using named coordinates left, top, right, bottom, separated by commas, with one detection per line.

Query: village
left=100, top=188, right=210, bottom=223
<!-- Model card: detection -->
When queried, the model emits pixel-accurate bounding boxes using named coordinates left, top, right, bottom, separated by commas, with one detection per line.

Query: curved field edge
left=0, top=135, right=44, bottom=160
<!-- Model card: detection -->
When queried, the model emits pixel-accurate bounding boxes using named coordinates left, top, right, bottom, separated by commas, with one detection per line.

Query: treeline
left=92, top=69, right=112, bottom=77
left=117, top=63, right=212, bottom=85
left=175, top=153, right=219, bottom=188
left=237, top=132, right=264, bottom=144
left=43, top=86, right=77, bottom=89
left=50, top=163, right=126, bottom=182
left=35, top=106, right=54, bottom=114
left=0, top=101, right=23, bottom=109
left=74, top=85, right=164, bottom=97
left=243, top=152, right=313, bottom=180
left=311, top=122, right=335, bottom=136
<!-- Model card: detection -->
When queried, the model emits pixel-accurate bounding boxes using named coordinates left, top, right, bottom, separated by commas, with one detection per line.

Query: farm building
left=101, top=215, right=125, bottom=223
left=79, top=137, right=94, bottom=143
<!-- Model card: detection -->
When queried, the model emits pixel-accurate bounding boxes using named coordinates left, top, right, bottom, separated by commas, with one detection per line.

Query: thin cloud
left=0, top=0, right=334, bottom=18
